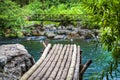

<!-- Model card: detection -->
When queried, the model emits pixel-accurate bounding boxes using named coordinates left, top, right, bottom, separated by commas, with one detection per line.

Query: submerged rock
left=0, top=44, right=35, bottom=80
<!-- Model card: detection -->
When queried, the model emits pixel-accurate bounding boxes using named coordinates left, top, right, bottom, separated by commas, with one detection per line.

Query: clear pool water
left=0, top=37, right=119, bottom=80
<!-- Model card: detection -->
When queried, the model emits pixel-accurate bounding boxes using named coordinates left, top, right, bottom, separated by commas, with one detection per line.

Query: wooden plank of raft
left=73, top=46, right=80, bottom=80
left=55, top=44, right=71, bottom=80
left=27, top=44, right=57, bottom=80
left=21, top=44, right=82, bottom=80
left=60, top=45, right=73, bottom=80
left=66, top=44, right=77, bottom=80
left=20, top=44, right=51, bottom=80
left=50, top=45, right=71, bottom=80
left=41, top=44, right=65, bottom=80
left=34, top=44, right=61, bottom=80
left=42, top=44, right=63, bottom=79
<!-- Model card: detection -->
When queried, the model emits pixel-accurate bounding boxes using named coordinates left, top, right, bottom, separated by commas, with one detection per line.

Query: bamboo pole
left=43, top=41, right=47, bottom=48
left=79, top=50, right=83, bottom=80
left=55, top=45, right=68, bottom=80
left=79, top=64, right=84, bottom=80
left=34, top=44, right=60, bottom=80
left=42, top=39, right=49, bottom=48
left=79, top=60, right=92, bottom=80
left=80, top=50, right=82, bottom=64
left=28, top=44, right=57, bottom=80
left=20, top=44, right=51, bottom=80
left=73, top=46, right=80, bottom=80
left=80, top=60, right=92, bottom=74
left=66, top=44, right=77, bottom=80
left=60, top=45, right=73, bottom=80
left=47, top=44, right=63, bottom=79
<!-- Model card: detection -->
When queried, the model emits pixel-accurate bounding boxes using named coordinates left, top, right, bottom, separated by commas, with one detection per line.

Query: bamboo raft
left=20, top=43, right=92, bottom=80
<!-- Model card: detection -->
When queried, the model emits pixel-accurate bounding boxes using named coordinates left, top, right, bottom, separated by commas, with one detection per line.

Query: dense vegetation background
left=0, top=0, right=120, bottom=79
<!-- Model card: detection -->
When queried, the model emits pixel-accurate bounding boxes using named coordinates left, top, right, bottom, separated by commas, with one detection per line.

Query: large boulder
left=0, top=44, right=35, bottom=80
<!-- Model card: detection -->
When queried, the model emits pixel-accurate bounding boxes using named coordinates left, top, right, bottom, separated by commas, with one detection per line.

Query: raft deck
left=20, top=44, right=91, bottom=80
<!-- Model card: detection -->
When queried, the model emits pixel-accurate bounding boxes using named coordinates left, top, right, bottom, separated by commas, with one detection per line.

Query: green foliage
left=1, top=0, right=120, bottom=79
left=0, top=0, right=90, bottom=38
left=81, top=0, right=120, bottom=79
left=29, top=3, right=84, bottom=26
left=0, top=0, right=25, bottom=37
left=82, top=0, right=120, bottom=58
left=0, top=0, right=42, bottom=37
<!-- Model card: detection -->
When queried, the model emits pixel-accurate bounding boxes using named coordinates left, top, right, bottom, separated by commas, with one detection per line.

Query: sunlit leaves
left=0, top=0, right=25, bottom=37
left=82, top=0, right=120, bottom=79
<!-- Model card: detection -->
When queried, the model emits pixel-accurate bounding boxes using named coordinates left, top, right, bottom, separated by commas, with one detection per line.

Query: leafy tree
left=0, top=0, right=25, bottom=37
left=81, top=0, right=120, bottom=79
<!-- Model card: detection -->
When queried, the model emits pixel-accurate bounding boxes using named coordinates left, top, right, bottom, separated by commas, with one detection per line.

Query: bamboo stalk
left=20, top=44, right=51, bottom=80
left=66, top=44, right=77, bottom=80
left=34, top=44, right=60, bottom=80
left=55, top=45, right=68, bottom=80
left=73, top=46, right=80, bottom=80
left=80, top=50, right=82, bottom=64
left=60, top=45, right=73, bottom=80
left=44, top=44, right=63, bottom=79
left=80, top=60, right=92, bottom=74
left=43, top=41, right=47, bottom=48
left=79, top=64, right=84, bottom=80
left=42, top=39, right=49, bottom=48
left=28, top=44, right=57, bottom=80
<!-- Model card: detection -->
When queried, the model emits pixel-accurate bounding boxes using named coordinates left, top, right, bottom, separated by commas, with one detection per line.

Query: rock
left=78, top=29, right=94, bottom=39
left=31, top=29, right=45, bottom=36
left=54, top=35, right=65, bottom=39
left=92, top=29, right=100, bottom=36
left=84, top=33, right=93, bottom=39
left=57, top=25, right=66, bottom=30
left=0, top=55, right=7, bottom=66
left=4, top=29, right=11, bottom=38
left=44, top=24, right=57, bottom=31
left=31, top=30, right=39, bottom=36
left=67, top=31, right=80, bottom=39
left=52, top=27, right=57, bottom=30
left=72, top=27, right=80, bottom=33
left=45, top=31, right=56, bottom=38
left=66, top=24, right=74, bottom=30
left=44, top=24, right=55, bottom=28
left=79, top=36, right=85, bottom=40
left=57, top=30, right=70, bottom=35
left=0, top=44, right=35, bottom=80
left=67, top=34, right=80, bottom=39
left=37, top=30, right=45, bottom=36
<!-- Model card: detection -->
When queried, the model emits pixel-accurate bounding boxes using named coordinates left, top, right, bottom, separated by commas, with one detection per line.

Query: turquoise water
left=0, top=37, right=119, bottom=80
left=19, top=39, right=103, bottom=79
left=20, top=40, right=44, bottom=61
